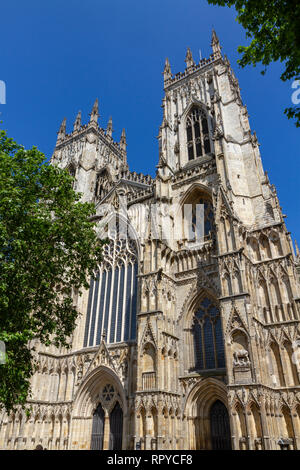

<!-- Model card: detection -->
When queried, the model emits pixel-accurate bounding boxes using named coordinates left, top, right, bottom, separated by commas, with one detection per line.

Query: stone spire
left=106, top=116, right=113, bottom=137
left=73, top=110, right=81, bottom=132
left=211, top=29, right=221, bottom=55
left=56, top=117, right=66, bottom=144
left=89, top=98, right=99, bottom=124
left=185, top=47, right=195, bottom=70
left=120, top=128, right=127, bottom=153
left=295, top=240, right=300, bottom=258
left=163, top=57, right=172, bottom=82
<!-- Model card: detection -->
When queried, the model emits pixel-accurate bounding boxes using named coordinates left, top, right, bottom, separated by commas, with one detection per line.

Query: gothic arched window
left=83, top=238, right=138, bottom=347
left=95, top=168, right=111, bottom=200
left=192, top=297, right=225, bottom=370
left=186, top=106, right=211, bottom=161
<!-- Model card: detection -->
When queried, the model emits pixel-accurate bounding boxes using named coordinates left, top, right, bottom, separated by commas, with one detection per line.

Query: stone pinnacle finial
left=185, top=47, right=195, bottom=69
left=73, top=110, right=82, bottom=132
left=106, top=116, right=113, bottom=137
left=295, top=240, right=300, bottom=257
left=211, top=28, right=221, bottom=54
left=101, top=329, right=106, bottom=343
left=89, top=98, right=99, bottom=124
left=120, top=128, right=127, bottom=152
left=57, top=117, right=66, bottom=143
left=163, top=57, right=172, bottom=81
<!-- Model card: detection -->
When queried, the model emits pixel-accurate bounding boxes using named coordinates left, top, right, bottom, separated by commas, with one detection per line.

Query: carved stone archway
left=71, top=366, right=127, bottom=450
left=183, top=377, right=231, bottom=450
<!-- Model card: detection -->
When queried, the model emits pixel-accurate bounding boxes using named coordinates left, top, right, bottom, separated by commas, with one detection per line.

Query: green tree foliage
left=0, top=130, right=105, bottom=412
left=207, top=0, right=300, bottom=126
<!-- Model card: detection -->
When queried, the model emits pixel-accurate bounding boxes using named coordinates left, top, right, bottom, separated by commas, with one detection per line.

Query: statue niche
left=231, top=330, right=252, bottom=384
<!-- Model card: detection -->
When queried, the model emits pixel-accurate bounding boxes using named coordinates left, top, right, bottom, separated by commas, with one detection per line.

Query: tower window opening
left=186, top=106, right=210, bottom=161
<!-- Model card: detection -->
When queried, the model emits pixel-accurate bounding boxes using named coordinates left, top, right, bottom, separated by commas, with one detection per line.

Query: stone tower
left=1, top=31, right=300, bottom=451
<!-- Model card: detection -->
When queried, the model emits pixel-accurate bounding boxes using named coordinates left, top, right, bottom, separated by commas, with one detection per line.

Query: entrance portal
left=210, top=400, right=231, bottom=450
left=91, top=403, right=105, bottom=450
left=109, top=402, right=123, bottom=450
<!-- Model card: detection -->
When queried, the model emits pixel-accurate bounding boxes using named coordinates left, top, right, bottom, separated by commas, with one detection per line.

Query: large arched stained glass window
left=83, top=238, right=138, bottom=346
left=192, top=297, right=225, bottom=370
left=186, top=106, right=211, bottom=161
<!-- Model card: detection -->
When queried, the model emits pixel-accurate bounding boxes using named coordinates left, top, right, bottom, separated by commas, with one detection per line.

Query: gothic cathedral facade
left=1, top=31, right=300, bottom=451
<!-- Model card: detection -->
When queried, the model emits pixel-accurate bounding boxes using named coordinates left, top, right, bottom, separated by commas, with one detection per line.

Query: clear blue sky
left=1, top=0, right=299, bottom=245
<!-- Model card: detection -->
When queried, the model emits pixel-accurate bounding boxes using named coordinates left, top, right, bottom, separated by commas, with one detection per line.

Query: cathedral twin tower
left=1, top=31, right=300, bottom=451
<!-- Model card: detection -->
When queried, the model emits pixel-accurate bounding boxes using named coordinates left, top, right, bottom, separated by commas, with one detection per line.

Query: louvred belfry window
left=186, top=106, right=211, bottom=161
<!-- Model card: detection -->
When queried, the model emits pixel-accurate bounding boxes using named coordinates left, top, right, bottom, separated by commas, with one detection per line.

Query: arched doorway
left=184, top=378, right=231, bottom=450
left=109, top=402, right=123, bottom=450
left=71, top=366, right=127, bottom=450
left=91, top=403, right=105, bottom=450
left=210, top=400, right=231, bottom=450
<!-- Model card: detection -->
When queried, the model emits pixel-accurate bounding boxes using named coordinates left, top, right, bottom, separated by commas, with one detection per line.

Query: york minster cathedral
left=1, top=31, right=300, bottom=451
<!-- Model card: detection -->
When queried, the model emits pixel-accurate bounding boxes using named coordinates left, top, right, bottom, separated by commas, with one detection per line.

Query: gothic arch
left=141, top=342, right=157, bottom=390
left=175, top=184, right=214, bottom=244
left=257, top=277, right=271, bottom=323
left=183, top=378, right=230, bottom=450
left=270, top=231, right=283, bottom=257
left=179, top=182, right=212, bottom=207
left=247, top=402, right=263, bottom=449
left=232, top=270, right=243, bottom=294
left=180, top=287, right=218, bottom=329
left=70, top=365, right=127, bottom=450
left=94, top=166, right=113, bottom=200
left=249, top=237, right=261, bottom=262
left=96, top=211, right=141, bottom=259
left=180, top=289, right=225, bottom=373
left=181, top=99, right=209, bottom=123
left=72, top=365, right=126, bottom=418
left=281, top=340, right=299, bottom=386
left=259, top=233, right=272, bottom=259
left=280, top=405, right=295, bottom=445
left=83, top=234, right=139, bottom=347
left=232, top=400, right=247, bottom=449
left=230, top=329, right=250, bottom=357
left=222, top=271, right=232, bottom=296
left=268, top=341, right=285, bottom=387
left=142, top=342, right=156, bottom=370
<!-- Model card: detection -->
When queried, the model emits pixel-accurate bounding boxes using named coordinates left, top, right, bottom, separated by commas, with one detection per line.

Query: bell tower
left=51, top=99, right=128, bottom=203
left=158, top=30, right=283, bottom=228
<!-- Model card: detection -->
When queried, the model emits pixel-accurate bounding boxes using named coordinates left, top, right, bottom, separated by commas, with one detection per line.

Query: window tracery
left=192, top=297, right=225, bottom=370
left=84, top=238, right=138, bottom=347
left=102, top=384, right=115, bottom=402
left=186, top=106, right=211, bottom=160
